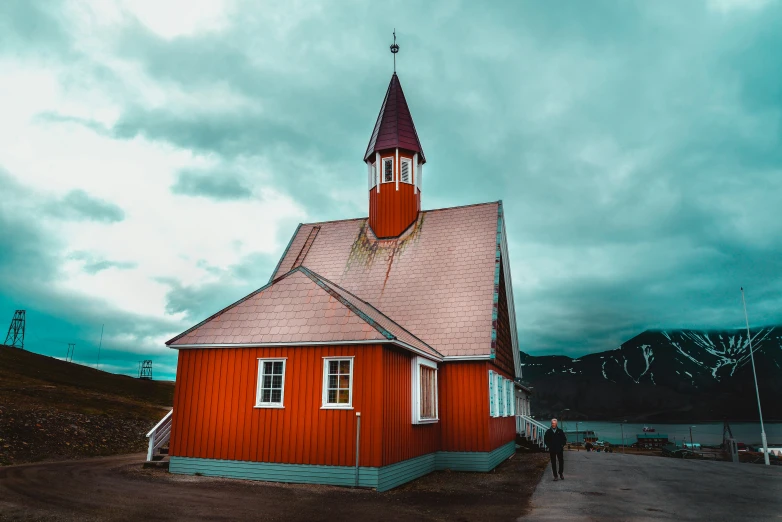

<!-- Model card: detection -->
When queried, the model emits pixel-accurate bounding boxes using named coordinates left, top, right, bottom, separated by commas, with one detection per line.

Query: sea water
left=555, top=420, right=782, bottom=446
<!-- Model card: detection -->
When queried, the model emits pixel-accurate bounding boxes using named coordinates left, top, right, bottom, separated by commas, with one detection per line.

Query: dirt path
left=0, top=452, right=548, bottom=521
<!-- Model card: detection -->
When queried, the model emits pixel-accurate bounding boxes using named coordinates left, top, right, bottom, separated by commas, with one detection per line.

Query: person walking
left=544, top=418, right=567, bottom=481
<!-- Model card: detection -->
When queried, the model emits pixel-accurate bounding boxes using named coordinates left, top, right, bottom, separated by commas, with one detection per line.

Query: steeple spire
left=363, top=74, right=425, bottom=163
left=363, top=57, right=426, bottom=238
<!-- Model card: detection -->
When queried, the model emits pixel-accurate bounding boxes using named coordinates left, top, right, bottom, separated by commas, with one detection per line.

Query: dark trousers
left=550, top=451, right=564, bottom=477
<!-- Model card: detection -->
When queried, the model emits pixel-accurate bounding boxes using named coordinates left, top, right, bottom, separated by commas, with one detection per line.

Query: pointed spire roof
left=364, top=73, right=426, bottom=163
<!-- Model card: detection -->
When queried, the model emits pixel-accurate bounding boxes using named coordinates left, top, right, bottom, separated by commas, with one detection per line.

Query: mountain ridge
left=520, top=327, right=782, bottom=422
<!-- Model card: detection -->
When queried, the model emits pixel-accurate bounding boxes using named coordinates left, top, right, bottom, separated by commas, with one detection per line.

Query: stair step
left=158, top=448, right=169, bottom=455
left=152, top=455, right=165, bottom=461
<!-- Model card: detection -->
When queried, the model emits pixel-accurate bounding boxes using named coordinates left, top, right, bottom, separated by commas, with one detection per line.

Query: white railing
left=146, top=409, right=173, bottom=461
left=517, top=415, right=548, bottom=449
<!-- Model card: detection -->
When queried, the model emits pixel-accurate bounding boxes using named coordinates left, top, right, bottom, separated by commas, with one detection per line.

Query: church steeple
left=364, top=73, right=426, bottom=163
left=364, top=68, right=426, bottom=238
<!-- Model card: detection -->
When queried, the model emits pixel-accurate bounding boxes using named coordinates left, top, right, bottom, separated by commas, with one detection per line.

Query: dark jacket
left=544, top=427, right=567, bottom=453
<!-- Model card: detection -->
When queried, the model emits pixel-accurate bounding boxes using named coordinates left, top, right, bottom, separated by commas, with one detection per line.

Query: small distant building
left=636, top=433, right=669, bottom=448
left=566, top=430, right=598, bottom=444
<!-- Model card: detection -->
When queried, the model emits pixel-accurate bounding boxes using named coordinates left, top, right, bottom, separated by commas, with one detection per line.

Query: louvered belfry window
left=401, top=159, right=411, bottom=183
left=419, top=365, right=437, bottom=420
left=384, top=158, right=393, bottom=182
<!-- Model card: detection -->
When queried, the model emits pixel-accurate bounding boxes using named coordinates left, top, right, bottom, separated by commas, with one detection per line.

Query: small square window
left=256, top=358, right=286, bottom=408
left=383, top=158, right=394, bottom=183
left=322, top=357, right=353, bottom=409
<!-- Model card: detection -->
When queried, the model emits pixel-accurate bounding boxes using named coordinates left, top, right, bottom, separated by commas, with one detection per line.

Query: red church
left=163, top=68, right=525, bottom=491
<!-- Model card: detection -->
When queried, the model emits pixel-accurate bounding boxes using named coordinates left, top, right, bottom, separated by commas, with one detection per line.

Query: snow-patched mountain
left=521, top=327, right=782, bottom=422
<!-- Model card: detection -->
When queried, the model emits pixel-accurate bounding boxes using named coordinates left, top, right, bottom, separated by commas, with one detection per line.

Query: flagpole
left=741, top=287, right=769, bottom=466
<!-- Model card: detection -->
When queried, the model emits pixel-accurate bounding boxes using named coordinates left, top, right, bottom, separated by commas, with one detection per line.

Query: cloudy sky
left=1, top=0, right=781, bottom=379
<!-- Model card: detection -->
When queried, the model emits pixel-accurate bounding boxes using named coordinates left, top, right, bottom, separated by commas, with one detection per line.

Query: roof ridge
left=298, top=266, right=443, bottom=357
left=296, top=267, right=395, bottom=341
left=299, top=201, right=500, bottom=228
left=301, top=216, right=367, bottom=226
left=422, top=200, right=500, bottom=213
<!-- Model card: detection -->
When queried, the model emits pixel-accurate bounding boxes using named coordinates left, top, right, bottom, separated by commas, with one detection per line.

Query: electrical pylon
left=4, top=310, right=26, bottom=349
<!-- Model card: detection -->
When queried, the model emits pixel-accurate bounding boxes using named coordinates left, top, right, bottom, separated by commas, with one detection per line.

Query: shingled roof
left=363, top=73, right=426, bottom=163
left=167, top=201, right=520, bottom=372
left=167, top=267, right=441, bottom=360
left=271, top=202, right=509, bottom=359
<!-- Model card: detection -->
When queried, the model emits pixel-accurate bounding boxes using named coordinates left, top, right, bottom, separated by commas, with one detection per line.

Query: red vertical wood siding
left=169, top=346, right=515, bottom=467
left=369, top=150, right=420, bottom=238
left=439, top=361, right=491, bottom=452
left=169, top=345, right=384, bottom=467
left=381, top=346, right=440, bottom=465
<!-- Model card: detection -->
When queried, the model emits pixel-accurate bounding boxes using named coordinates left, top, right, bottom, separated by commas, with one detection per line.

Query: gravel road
left=0, top=451, right=548, bottom=521
left=523, top=451, right=782, bottom=521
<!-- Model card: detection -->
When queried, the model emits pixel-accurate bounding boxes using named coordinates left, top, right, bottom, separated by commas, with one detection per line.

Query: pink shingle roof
left=272, top=202, right=501, bottom=357
left=168, top=267, right=442, bottom=359
left=306, top=268, right=440, bottom=358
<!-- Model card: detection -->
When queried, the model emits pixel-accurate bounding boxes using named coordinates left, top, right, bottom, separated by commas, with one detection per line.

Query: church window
left=383, top=157, right=394, bottom=183
left=401, top=158, right=411, bottom=184
left=412, top=357, right=438, bottom=424
left=255, top=358, right=286, bottom=408
left=322, top=357, right=353, bottom=409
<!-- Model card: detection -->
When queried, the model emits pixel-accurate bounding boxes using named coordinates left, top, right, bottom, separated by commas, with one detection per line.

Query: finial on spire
left=390, top=29, right=399, bottom=73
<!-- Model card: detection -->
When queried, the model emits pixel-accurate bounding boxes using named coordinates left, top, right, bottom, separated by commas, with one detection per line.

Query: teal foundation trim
left=170, top=458, right=380, bottom=488
left=169, top=441, right=516, bottom=492
left=435, top=441, right=516, bottom=472
left=377, top=452, right=436, bottom=492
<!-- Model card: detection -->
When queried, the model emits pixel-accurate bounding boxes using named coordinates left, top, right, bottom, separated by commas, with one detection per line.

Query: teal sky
left=1, top=0, right=781, bottom=380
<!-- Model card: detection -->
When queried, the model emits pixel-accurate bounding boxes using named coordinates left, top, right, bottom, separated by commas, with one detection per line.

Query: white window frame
left=503, top=379, right=513, bottom=417
left=381, top=156, right=395, bottom=184
left=412, top=356, right=439, bottom=424
left=255, top=358, right=287, bottom=409
left=400, top=157, right=412, bottom=184
left=508, top=380, right=515, bottom=416
left=509, top=380, right=515, bottom=416
left=494, top=373, right=505, bottom=417
left=321, top=356, right=354, bottom=409
left=488, top=370, right=496, bottom=417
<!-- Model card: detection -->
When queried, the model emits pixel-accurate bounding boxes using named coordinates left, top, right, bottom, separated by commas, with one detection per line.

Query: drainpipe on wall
left=355, top=412, right=361, bottom=487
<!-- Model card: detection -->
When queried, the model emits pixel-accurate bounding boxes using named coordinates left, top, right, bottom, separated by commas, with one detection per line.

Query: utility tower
left=66, top=343, right=75, bottom=362
left=138, top=360, right=152, bottom=380
left=4, top=310, right=26, bottom=349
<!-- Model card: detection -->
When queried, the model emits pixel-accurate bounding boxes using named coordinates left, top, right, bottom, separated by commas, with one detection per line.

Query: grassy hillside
left=0, top=345, right=175, bottom=465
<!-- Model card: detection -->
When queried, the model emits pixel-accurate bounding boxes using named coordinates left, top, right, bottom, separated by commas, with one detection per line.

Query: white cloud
left=65, top=0, right=236, bottom=40
left=0, top=55, right=305, bottom=322
left=707, top=0, right=771, bottom=13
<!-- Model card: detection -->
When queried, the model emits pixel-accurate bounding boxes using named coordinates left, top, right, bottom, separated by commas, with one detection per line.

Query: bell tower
left=364, top=33, right=426, bottom=238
